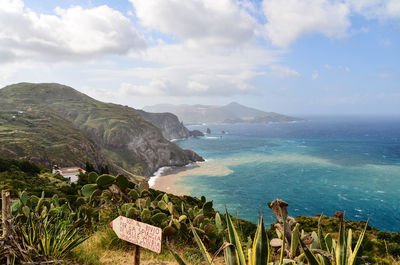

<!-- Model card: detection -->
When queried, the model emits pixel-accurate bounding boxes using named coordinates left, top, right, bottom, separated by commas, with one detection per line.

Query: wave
left=148, top=166, right=170, bottom=187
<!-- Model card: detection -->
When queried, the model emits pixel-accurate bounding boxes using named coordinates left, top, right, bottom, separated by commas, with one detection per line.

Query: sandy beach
left=150, top=165, right=195, bottom=195
left=150, top=159, right=233, bottom=195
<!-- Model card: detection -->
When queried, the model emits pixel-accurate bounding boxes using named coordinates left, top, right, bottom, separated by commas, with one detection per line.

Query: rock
left=135, top=110, right=190, bottom=140
left=270, top=238, right=283, bottom=247
left=334, top=211, right=344, bottom=219
left=206, top=128, right=211, bottom=134
left=189, top=130, right=204, bottom=137
left=183, top=150, right=204, bottom=162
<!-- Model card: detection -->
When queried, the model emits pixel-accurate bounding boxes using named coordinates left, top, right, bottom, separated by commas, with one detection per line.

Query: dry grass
left=70, top=226, right=228, bottom=265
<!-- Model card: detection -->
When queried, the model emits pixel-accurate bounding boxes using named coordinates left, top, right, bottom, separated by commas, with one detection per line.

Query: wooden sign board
left=110, top=216, right=162, bottom=253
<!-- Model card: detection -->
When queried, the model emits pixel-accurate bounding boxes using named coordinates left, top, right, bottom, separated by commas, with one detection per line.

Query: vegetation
left=0, top=158, right=399, bottom=264
left=0, top=83, right=201, bottom=177
left=171, top=201, right=369, bottom=265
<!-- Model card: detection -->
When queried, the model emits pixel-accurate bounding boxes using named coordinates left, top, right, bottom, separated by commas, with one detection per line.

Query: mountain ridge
left=143, top=102, right=302, bottom=125
left=0, top=82, right=203, bottom=177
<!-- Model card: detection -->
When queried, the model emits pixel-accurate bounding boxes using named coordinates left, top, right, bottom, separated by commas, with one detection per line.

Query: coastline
left=149, top=163, right=200, bottom=195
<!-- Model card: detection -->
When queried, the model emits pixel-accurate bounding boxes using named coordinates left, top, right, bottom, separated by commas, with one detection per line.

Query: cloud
left=84, top=43, right=281, bottom=98
left=268, top=64, right=301, bottom=78
left=347, top=0, right=400, bottom=20
left=262, top=0, right=350, bottom=47
left=374, top=73, right=393, bottom=79
left=0, top=0, right=146, bottom=63
left=324, top=64, right=350, bottom=72
left=312, top=70, right=319, bottom=80
left=130, top=0, right=257, bottom=48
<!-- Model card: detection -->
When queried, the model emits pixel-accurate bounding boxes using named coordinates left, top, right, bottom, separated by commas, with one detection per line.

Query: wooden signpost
left=110, top=216, right=162, bottom=265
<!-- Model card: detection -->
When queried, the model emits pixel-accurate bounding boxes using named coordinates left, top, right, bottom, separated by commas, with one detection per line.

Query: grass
left=0, top=82, right=198, bottom=177
left=70, top=227, right=180, bottom=265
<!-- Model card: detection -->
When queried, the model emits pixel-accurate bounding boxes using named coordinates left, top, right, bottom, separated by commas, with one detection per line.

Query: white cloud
left=268, top=64, right=301, bottom=78
left=130, top=0, right=257, bottom=48
left=262, top=0, right=350, bottom=47
left=312, top=70, right=319, bottom=80
left=0, top=0, right=145, bottom=63
left=347, top=0, right=400, bottom=20
left=374, top=73, right=393, bottom=79
left=120, top=80, right=167, bottom=97
left=84, top=43, right=280, bottom=98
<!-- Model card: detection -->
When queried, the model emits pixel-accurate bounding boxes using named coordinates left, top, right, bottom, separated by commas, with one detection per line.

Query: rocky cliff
left=134, top=110, right=190, bottom=140
left=0, top=83, right=203, bottom=177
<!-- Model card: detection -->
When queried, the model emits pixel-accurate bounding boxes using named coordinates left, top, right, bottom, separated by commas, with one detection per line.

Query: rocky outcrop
left=189, top=130, right=204, bottom=137
left=183, top=149, right=204, bottom=162
left=135, top=110, right=190, bottom=140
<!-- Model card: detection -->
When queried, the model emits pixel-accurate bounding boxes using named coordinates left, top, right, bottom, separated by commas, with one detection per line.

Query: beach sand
left=150, top=166, right=196, bottom=195
left=151, top=160, right=233, bottom=195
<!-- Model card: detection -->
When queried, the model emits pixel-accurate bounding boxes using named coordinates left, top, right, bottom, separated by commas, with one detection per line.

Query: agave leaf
left=325, top=233, right=333, bottom=252
left=335, top=217, right=347, bottom=265
left=318, top=215, right=327, bottom=251
left=225, top=209, right=246, bottom=265
left=224, top=243, right=240, bottom=265
left=191, top=226, right=215, bottom=265
left=298, top=233, right=322, bottom=265
left=347, top=229, right=353, bottom=258
left=310, top=231, right=319, bottom=249
left=252, top=215, right=269, bottom=265
left=347, top=220, right=368, bottom=265
left=167, top=239, right=187, bottom=265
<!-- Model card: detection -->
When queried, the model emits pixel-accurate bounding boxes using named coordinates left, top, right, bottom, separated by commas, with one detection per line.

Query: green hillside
left=0, top=83, right=202, bottom=177
left=0, top=99, right=105, bottom=170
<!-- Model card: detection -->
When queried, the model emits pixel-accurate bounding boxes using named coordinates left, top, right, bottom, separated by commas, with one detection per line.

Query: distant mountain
left=143, top=102, right=301, bottom=125
left=0, top=83, right=202, bottom=177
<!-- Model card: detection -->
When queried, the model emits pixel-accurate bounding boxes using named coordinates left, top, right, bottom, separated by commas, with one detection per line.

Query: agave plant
left=169, top=209, right=270, bottom=265
left=170, top=199, right=369, bottom=265
left=21, top=215, right=88, bottom=259
left=295, top=213, right=368, bottom=265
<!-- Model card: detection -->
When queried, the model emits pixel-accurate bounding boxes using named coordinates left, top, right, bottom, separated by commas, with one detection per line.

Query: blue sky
left=0, top=0, right=399, bottom=115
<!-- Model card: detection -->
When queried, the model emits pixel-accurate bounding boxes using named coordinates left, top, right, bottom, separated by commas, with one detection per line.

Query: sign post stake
left=134, top=245, right=140, bottom=265
left=2, top=190, right=11, bottom=265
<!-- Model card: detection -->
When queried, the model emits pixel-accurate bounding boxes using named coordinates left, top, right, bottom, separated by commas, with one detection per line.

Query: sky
left=0, top=0, right=399, bottom=115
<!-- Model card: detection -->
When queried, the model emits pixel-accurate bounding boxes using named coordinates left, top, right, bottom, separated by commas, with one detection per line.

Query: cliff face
left=0, top=83, right=203, bottom=177
left=135, top=110, right=190, bottom=140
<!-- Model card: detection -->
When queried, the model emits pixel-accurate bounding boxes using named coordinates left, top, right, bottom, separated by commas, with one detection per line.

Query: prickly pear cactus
left=96, top=174, right=115, bottom=189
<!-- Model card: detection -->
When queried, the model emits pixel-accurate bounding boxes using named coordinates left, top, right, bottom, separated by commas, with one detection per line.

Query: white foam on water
left=149, top=166, right=170, bottom=187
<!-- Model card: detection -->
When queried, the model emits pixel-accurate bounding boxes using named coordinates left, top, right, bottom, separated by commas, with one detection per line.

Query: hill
left=0, top=83, right=203, bottom=177
left=143, top=102, right=301, bottom=125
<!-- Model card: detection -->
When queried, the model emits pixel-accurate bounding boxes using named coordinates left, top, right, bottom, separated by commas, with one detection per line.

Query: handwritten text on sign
left=110, top=216, right=162, bottom=253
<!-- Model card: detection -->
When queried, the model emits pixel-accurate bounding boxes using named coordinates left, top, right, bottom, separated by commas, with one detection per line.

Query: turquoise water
left=174, top=117, right=400, bottom=232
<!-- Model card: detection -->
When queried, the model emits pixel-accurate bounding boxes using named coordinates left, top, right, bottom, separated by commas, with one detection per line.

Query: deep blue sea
left=173, top=116, right=400, bottom=232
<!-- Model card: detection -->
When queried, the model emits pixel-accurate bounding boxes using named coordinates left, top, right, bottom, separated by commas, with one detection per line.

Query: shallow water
left=173, top=116, right=400, bottom=231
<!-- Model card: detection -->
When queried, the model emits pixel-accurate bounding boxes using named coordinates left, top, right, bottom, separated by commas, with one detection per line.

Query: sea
left=161, top=116, right=400, bottom=232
